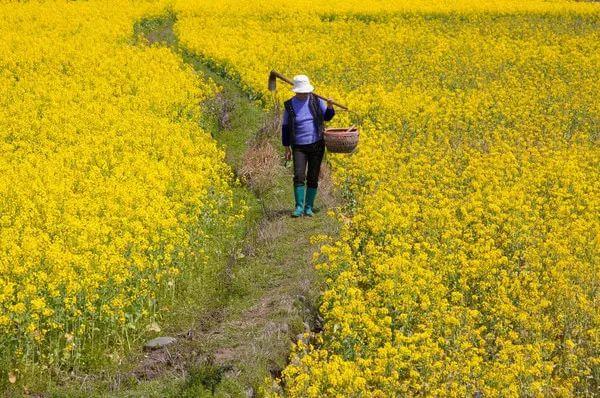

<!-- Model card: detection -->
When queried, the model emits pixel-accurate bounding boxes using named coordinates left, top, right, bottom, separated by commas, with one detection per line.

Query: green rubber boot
left=292, top=185, right=305, bottom=217
left=304, top=187, right=317, bottom=216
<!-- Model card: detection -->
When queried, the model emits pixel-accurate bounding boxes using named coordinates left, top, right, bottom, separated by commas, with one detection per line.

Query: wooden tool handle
left=311, top=92, right=349, bottom=111
left=271, top=70, right=349, bottom=111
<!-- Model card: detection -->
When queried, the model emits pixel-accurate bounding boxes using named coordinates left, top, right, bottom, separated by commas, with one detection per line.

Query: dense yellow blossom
left=1, top=1, right=245, bottom=371
left=174, top=0, right=599, bottom=395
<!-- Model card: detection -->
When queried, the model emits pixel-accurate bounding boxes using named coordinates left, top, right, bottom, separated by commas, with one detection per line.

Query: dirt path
left=87, top=13, right=341, bottom=397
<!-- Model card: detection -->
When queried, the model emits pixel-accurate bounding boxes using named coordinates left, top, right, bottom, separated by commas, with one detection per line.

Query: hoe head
left=268, top=70, right=278, bottom=91
left=268, top=70, right=293, bottom=92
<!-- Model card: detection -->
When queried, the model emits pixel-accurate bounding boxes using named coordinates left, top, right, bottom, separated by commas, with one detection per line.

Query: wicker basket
left=324, top=127, right=359, bottom=153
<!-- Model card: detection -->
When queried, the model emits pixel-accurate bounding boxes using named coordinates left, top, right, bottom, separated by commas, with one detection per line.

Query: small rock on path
left=144, top=336, right=176, bottom=351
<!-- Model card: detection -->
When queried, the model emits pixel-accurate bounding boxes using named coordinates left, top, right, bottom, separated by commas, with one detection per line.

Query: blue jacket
left=282, top=94, right=335, bottom=146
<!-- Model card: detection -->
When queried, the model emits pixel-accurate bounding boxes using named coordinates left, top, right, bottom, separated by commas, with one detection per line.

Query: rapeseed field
left=174, top=0, right=599, bottom=395
left=1, top=0, right=598, bottom=396
left=1, top=0, right=245, bottom=379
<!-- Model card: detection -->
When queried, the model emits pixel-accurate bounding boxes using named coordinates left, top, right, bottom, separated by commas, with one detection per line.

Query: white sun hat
left=291, top=74, right=314, bottom=93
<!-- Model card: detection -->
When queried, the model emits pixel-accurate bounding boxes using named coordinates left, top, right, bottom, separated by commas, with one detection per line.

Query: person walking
left=282, top=75, right=335, bottom=217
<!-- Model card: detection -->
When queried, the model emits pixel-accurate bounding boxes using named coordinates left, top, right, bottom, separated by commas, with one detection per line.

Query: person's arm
left=282, top=109, right=292, bottom=161
left=320, top=98, right=335, bottom=121
left=282, top=108, right=291, bottom=147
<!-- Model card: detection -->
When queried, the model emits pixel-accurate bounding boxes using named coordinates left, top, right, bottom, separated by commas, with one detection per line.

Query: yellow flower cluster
left=0, top=1, right=245, bottom=370
left=173, top=0, right=599, bottom=395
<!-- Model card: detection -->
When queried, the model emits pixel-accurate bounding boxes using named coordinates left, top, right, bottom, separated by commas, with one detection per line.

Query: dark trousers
left=292, top=139, right=325, bottom=188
